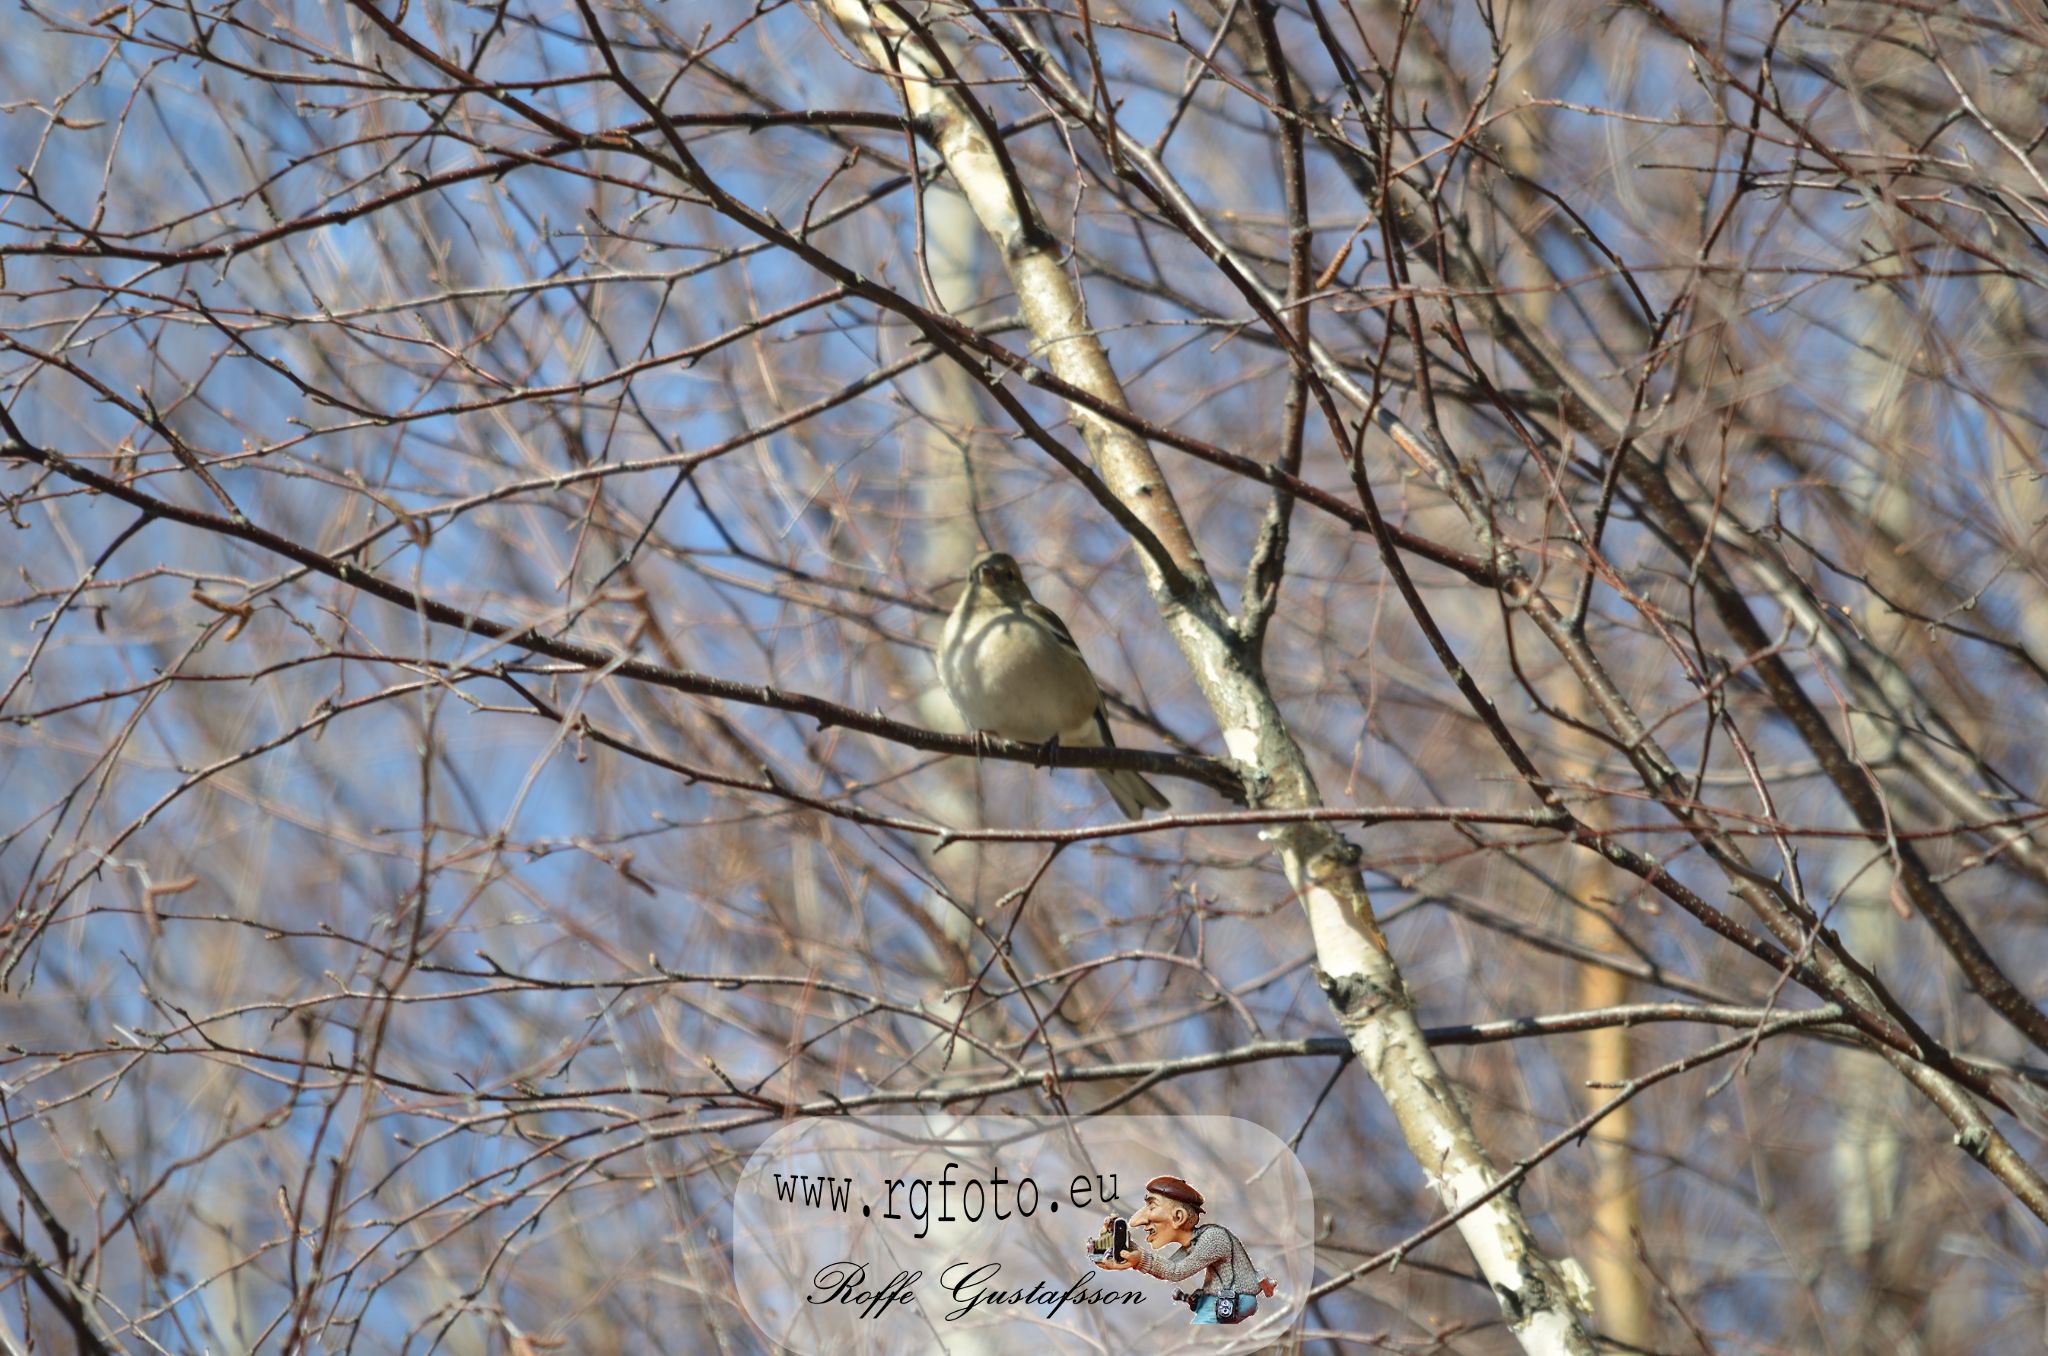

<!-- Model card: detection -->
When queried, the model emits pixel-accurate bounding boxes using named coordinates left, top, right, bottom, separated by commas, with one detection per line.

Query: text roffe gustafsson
left=776, top=1163, right=1147, bottom=1322
left=808, top=1261, right=1145, bottom=1323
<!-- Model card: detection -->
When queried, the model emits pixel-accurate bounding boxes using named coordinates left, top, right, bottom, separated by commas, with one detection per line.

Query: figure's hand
left=1089, top=1237, right=1138, bottom=1278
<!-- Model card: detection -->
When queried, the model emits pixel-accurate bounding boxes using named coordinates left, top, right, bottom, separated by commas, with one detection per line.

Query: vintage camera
left=1214, top=1294, right=1236, bottom=1322
left=1086, top=1217, right=1130, bottom=1260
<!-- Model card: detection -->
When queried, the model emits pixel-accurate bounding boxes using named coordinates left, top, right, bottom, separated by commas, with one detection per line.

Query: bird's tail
left=1086, top=709, right=1170, bottom=818
left=1097, top=767, right=1170, bottom=819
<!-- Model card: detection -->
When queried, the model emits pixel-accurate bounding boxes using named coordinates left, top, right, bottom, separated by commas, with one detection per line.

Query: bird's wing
left=1022, top=598, right=1086, bottom=660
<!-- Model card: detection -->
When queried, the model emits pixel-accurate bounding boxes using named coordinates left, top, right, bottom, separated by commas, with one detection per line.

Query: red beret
left=1144, top=1175, right=1203, bottom=1210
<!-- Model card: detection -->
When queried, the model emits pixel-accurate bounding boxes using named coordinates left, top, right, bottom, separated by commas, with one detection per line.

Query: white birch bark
left=817, top=3, right=1597, bottom=1349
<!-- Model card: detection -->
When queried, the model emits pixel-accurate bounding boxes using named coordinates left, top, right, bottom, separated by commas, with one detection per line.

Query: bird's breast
left=941, top=608, right=1101, bottom=742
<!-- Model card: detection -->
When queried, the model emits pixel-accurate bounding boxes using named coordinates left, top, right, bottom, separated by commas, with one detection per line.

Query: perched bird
left=939, top=550, right=1169, bottom=818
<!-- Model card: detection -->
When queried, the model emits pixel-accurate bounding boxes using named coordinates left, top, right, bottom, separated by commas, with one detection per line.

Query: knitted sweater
left=1130, top=1225, right=1268, bottom=1296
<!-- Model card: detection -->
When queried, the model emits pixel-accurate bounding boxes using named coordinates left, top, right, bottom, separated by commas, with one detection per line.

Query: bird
left=938, top=550, right=1170, bottom=819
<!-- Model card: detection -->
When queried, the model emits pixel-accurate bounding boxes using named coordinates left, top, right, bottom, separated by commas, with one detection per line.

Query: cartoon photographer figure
left=1091, top=1174, right=1277, bottom=1325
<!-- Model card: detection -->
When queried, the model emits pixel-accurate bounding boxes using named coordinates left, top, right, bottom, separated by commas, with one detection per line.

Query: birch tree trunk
left=820, top=3, right=1597, bottom=1349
